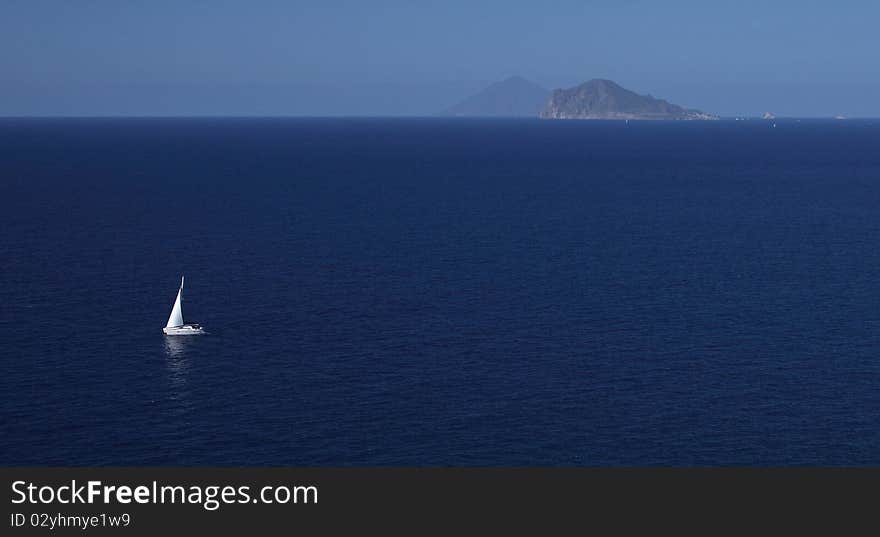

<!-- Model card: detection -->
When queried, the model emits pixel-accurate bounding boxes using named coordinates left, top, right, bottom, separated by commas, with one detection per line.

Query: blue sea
left=2, top=117, right=880, bottom=465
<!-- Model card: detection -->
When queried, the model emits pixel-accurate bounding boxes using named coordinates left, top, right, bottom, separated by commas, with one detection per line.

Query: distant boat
left=163, top=276, right=205, bottom=335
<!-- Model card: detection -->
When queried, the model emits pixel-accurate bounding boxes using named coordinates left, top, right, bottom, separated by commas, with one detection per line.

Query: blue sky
left=2, top=0, right=878, bottom=116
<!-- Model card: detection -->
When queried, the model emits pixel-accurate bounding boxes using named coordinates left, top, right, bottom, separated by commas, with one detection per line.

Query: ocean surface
left=2, top=117, right=880, bottom=466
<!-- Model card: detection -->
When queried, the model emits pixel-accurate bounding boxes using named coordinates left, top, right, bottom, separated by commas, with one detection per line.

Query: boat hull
left=163, top=324, right=205, bottom=336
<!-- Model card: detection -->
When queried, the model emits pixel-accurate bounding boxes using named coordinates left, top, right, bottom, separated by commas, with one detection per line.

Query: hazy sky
left=2, top=0, right=878, bottom=116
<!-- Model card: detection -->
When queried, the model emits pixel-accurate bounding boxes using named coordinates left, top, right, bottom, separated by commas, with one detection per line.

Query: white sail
left=165, top=276, right=184, bottom=328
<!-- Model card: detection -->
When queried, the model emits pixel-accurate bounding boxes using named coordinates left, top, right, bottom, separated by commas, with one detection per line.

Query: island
left=438, top=76, right=550, bottom=117
left=539, top=79, right=717, bottom=120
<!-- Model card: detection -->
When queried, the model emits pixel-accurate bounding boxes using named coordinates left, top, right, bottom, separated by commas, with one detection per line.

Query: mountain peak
left=583, top=78, right=619, bottom=86
left=439, top=76, right=550, bottom=117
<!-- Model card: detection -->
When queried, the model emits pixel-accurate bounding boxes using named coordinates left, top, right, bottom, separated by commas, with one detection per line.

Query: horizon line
left=1, top=115, right=877, bottom=120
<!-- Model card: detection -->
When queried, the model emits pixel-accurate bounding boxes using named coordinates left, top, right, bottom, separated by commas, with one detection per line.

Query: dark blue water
left=2, top=118, right=880, bottom=465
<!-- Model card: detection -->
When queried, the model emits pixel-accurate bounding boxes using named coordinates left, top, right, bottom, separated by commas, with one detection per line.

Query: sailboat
left=163, top=276, right=205, bottom=335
